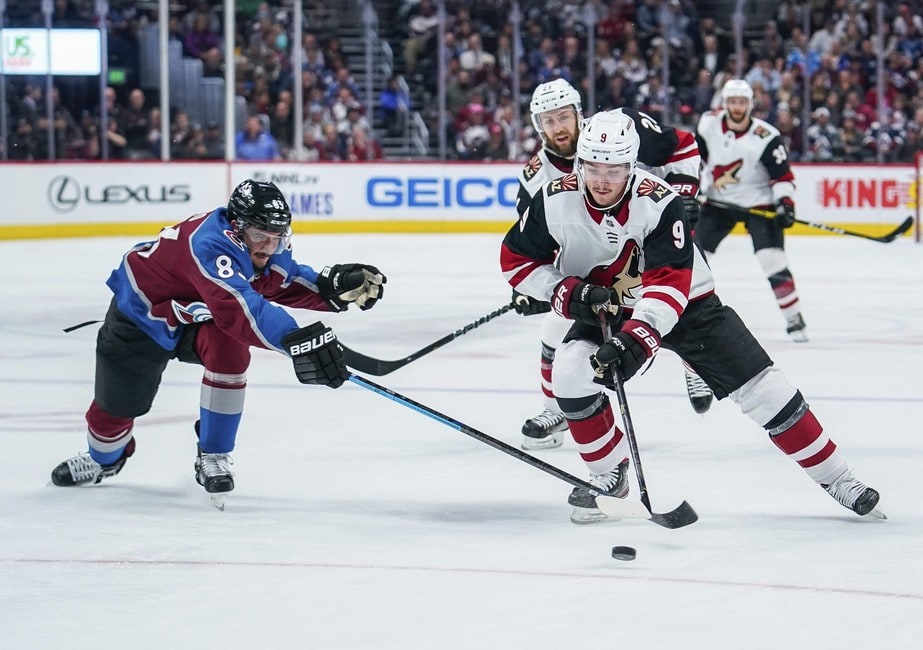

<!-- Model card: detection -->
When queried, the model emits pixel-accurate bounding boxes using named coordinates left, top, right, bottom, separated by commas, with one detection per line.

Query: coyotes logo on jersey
left=712, top=160, right=743, bottom=191
left=546, top=174, right=578, bottom=196
left=585, top=242, right=642, bottom=305
left=636, top=177, right=671, bottom=202
left=522, top=155, right=543, bottom=181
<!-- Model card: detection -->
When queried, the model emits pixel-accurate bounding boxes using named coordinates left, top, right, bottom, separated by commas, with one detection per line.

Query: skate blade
left=865, top=506, right=887, bottom=520
left=569, top=505, right=619, bottom=525
left=208, top=493, right=227, bottom=511
left=520, top=434, right=564, bottom=451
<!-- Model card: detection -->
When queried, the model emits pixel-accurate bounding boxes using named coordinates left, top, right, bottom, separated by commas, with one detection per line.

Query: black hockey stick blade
left=340, top=302, right=515, bottom=376
left=595, top=495, right=698, bottom=528
left=705, top=200, right=913, bottom=243
left=348, top=373, right=692, bottom=529
left=878, top=216, right=913, bottom=243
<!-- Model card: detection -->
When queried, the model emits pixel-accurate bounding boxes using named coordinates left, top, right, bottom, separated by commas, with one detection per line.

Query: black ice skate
left=520, top=409, right=567, bottom=450
left=51, top=450, right=129, bottom=487
left=568, top=459, right=630, bottom=524
left=195, top=449, right=235, bottom=510
left=821, top=469, right=886, bottom=519
left=786, top=313, right=809, bottom=343
left=684, top=369, right=714, bottom=414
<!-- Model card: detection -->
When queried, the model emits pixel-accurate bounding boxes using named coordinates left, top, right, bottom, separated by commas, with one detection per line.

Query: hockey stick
left=705, top=199, right=913, bottom=243
left=598, top=316, right=699, bottom=529
left=340, top=302, right=515, bottom=376
left=347, top=373, right=684, bottom=527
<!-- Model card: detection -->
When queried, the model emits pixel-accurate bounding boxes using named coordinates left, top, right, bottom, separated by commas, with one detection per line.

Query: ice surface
left=1, top=232, right=921, bottom=649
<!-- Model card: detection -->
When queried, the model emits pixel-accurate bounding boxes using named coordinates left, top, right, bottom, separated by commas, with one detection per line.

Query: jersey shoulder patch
left=522, top=155, right=543, bottom=181
left=635, top=176, right=672, bottom=203
left=546, top=173, right=579, bottom=197
left=753, top=125, right=772, bottom=138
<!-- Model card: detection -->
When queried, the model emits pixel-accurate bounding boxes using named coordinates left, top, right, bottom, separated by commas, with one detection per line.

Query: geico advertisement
left=231, top=163, right=520, bottom=221
left=792, top=164, right=916, bottom=223
left=1, top=163, right=228, bottom=224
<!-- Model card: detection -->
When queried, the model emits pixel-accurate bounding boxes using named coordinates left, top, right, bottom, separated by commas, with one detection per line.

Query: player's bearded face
left=539, top=107, right=580, bottom=157
left=724, top=97, right=751, bottom=127
left=241, top=227, right=290, bottom=271
left=583, top=161, right=631, bottom=207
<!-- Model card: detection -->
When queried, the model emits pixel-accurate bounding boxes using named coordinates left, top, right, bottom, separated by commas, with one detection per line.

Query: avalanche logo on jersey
left=546, top=174, right=578, bottom=197
left=636, top=177, right=671, bottom=202
left=223, top=229, right=247, bottom=251
left=522, top=155, right=543, bottom=181
left=172, top=300, right=214, bottom=324
left=712, top=160, right=743, bottom=191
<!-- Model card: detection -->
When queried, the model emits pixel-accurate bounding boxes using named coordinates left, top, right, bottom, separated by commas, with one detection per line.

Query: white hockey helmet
left=721, top=79, right=754, bottom=116
left=575, top=111, right=640, bottom=208
left=529, top=78, right=583, bottom=138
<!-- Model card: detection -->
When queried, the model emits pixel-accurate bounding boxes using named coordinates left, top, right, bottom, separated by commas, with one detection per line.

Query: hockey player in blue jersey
left=51, top=179, right=386, bottom=507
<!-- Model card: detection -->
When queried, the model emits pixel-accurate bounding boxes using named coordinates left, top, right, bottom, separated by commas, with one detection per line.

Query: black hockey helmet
left=227, top=179, right=291, bottom=234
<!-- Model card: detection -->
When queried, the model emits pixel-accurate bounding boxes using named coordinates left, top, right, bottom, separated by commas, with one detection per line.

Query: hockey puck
left=611, top=545, right=637, bottom=561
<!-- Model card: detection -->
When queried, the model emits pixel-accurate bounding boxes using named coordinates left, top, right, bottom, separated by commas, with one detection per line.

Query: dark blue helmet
left=227, top=180, right=291, bottom=234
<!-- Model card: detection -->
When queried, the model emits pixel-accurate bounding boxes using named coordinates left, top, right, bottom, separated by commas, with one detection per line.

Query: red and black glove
left=552, top=277, right=619, bottom=326
left=775, top=197, right=796, bottom=229
left=591, top=320, right=661, bottom=385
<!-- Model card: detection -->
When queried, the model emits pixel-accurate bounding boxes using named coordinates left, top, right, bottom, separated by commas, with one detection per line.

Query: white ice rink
left=1, top=230, right=922, bottom=649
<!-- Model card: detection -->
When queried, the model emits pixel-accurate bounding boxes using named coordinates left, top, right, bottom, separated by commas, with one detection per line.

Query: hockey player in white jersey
left=696, top=79, right=808, bottom=341
left=500, top=111, right=883, bottom=524
left=513, top=79, right=711, bottom=452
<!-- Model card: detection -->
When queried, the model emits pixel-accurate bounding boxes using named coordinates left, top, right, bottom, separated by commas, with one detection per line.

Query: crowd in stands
left=3, top=0, right=923, bottom=164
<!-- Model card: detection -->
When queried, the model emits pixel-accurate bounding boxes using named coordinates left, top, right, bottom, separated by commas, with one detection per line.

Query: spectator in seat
left=380, top=75, right=411, bottom=137
left=347, top=125, right=384, bottom=161
left=121, top=88, right=153, bottom=160
left=455, top=103, right=490, bottom=160
left=235, top=115, right=281, bottom=161
left=404, top=0, right=439, bottom=76
left=318, top=122, right=345, bottom=161
left=483, top=123, right=510, bottom=161
left=184, top=12, right=222, bottom=63
left=203, top=121, right=225, bottom=160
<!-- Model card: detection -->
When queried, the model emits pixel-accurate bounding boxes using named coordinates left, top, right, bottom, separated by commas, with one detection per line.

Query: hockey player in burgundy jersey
left=501, top=111, right=883, bottom=524
left=696, top=79, right=808, bottom=342
left=51, top=180, right=386, bottom=506
left=513, top=79, right=709, bottom=452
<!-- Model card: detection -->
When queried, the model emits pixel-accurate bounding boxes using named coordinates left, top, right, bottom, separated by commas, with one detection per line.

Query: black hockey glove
left=512, top=289, right=552, bottom=316
left=317, top=263, right=387, bottom=311
left=775, top=197, right=796, bottom=229
left=282, top=322, right=349, bottom=388
left=552, top=277, right=620, bottom=326
left=679, top=194, right=701, bottom=230
left=668, top=176, right=701, bottom=230
left=591, top=320, right=661, bottom=385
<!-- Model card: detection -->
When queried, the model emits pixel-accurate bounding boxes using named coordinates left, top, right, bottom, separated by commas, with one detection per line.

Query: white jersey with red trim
left=515, top=107, right=702, bottom=219
left=515, top=148, right=574, bottom=218
left=696, top=110, right=795, bottom=208
left=501, top=168, right=715, bottom=338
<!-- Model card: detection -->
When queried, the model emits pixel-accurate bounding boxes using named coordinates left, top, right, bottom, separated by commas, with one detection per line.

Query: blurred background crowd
left=2, top=0, right=922, bottom=164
